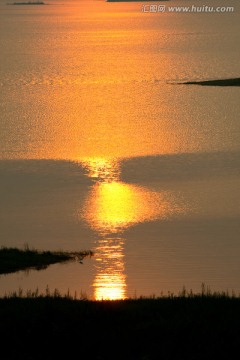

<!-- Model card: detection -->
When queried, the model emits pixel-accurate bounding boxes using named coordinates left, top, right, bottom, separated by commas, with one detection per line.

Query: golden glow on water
left=83, top=181, right=174, bottom=234
left=82, top=157, right=120, bottom=183
left=81, top=158, right=185, bottom=300
left=1, top=1, right=240, bottom=301
left=94, top=237, right=126, bottom=301
left=81, top=158, right=128, bottom=300
left=2, top=0, right=240, bottom=162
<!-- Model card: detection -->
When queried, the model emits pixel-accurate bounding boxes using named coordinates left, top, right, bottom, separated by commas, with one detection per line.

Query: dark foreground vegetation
left=1, top=291, right=240, bottom=359
left=0, top=247, right=93, bottom=274
left=180, top=77, right=240, bottom=86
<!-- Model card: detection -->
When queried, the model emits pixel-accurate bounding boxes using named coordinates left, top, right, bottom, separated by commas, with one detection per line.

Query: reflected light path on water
left=81, top=158, right=185, bottom=300
left=93, top=236, right=126, bottom=301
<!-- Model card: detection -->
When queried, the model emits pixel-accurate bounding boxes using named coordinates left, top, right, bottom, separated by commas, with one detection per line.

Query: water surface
left=0, top=0, right=240, bottom=299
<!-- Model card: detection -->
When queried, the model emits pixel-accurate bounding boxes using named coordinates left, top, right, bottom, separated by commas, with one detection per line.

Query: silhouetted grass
left=1, top=290, right=240, bottom=359
left=0, top=246, right=93, bottom=275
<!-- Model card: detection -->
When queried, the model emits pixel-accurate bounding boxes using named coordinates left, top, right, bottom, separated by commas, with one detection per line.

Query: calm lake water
left=0, top=0, right=240, bottom=299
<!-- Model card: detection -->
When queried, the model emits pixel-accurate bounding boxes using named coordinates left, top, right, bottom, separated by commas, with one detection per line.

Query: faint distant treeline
left=8, top=1, right=46, bottom=5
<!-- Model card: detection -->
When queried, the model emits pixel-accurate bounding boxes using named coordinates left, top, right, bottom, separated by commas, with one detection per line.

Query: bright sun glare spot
left=83, top=179, right=180, bottom=234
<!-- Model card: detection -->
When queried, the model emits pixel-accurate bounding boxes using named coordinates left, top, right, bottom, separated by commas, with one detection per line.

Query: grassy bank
left=0, top=247, right=93, bottom=274
left=1, top=293, right=240, bottom=359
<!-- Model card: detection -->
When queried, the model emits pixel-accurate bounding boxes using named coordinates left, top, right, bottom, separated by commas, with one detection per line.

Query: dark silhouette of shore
left=179, top=78, right=240, bottom=86
left=0, top=247, right=93, bottom=275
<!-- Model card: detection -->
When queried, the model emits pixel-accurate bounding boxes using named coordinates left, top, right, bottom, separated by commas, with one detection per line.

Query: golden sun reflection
left=93, top=237, right=126, bottom=301
left=83, top=180, right=173, bottom=234
left=80, top=158, right=184, bottom=300
left=82, top=157, right=120, bottom=183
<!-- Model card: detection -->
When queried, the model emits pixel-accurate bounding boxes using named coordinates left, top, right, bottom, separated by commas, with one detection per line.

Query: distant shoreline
left=8, top=1, right=47, bottom=5
left=177, top=77, right=240, bottom=87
